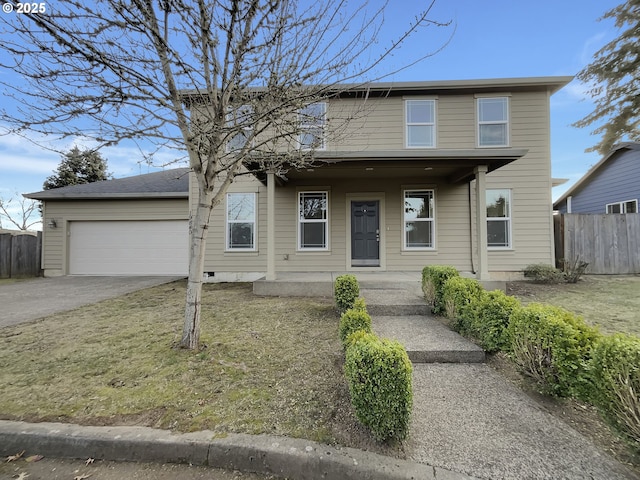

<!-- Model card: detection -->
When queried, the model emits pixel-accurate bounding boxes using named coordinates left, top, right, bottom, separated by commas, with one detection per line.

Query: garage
left=69, top=220, right=188, bottom=276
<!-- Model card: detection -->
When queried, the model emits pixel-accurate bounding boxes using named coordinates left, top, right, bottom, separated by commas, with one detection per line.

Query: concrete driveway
left=0, top=276, right=183, bottom=328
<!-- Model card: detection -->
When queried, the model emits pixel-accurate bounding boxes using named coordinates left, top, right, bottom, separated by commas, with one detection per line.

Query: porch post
left=475, top=165, right=490, bottom=281
left=266, top=170, right=276, bottom=281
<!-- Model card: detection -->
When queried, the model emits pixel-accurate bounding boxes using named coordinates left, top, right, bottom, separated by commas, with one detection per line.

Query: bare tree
left=0, top=0, right=449, bottom=349
left=0, top=195, right=41, bottom=231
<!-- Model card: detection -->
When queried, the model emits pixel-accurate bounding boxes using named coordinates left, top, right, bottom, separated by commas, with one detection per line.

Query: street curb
left=0, top=420, right=476, bottom=480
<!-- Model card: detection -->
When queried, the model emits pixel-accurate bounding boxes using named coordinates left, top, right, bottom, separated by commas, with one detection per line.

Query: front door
left=351, top=200, right=380, bottom=266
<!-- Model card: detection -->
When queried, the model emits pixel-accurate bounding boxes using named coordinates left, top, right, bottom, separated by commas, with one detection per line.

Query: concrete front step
left=360, top=287, right=429, bottom=316
left=372, top=315, right=485, bottom=364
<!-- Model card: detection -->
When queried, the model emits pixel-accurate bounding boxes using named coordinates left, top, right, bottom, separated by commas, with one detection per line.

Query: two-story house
left=27, top=77, right=571, bottom=283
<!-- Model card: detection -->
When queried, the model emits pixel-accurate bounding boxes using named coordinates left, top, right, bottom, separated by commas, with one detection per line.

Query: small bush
left=560, top=257, right=589, bottom=284
left=344, top=333, right=413, bottom=442
left=334, top=274, right=359, bottom=312
left=339, top=308, right=372, bottom=347
left=508, top=303, right=600, bottom=397
left=523, top=264, right=564, bottom=284
left=588, top=334, right=640, bottom=445
left=441, top=276, right=483, bottom=334
left=421, top=265, right=460, bottom=314
left=471, top=290, right=520, bottom=353
left=352, top=297, right=367, bottom=312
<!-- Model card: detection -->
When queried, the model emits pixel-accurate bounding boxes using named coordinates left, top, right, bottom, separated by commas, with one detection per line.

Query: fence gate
left=555, top=214, right=640, bottom=274
left=0, top=232, right=42, bottom=278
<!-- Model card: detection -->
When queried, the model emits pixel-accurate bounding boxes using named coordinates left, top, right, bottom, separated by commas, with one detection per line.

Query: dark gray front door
left=351, top=200, right=380, bottom=266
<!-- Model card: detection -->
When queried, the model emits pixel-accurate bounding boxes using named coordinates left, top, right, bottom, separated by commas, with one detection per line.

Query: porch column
left=475, top=165, right=490, bottom=281
left=266, top=170, right=276, bottom=281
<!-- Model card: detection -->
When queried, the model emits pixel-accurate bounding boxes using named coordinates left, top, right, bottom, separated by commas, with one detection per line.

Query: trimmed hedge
left=339, top=308, right=372, bottom=347
left=508, top=303, right=600, bottom=398
left=421, top=265, right=460, bottom=314
left=441, top=276, right=484, bottom=333
left=588, top=334, right=640, bottom=444
left=471, top=290, right=519, bottom=353
left=344, top=332, right=413, bottom=442
left=334, top=274, right=359, bottom=312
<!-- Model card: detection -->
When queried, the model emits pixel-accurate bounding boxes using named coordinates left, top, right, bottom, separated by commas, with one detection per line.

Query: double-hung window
left=487, top=189, right=511, bottom=248
left=405, top=100, right=436, bottom=148
left=404, top=189, right=435, bottom=249
left=606, top=199, right=638, bottom=214
left=226, top=105, right=253, bottom=152
left=226, top=192, right=256, bottom=250
left=298, top=102, right=326, bottom=150
left=478, top=97, right=509, bottom=147
left=298, top=191, right=328, bottom=250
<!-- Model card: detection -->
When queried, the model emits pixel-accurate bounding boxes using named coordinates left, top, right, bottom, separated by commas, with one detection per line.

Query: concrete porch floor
left=253, top=271, right=505, bottom=297
left=253, top=271, right=422, bottom=297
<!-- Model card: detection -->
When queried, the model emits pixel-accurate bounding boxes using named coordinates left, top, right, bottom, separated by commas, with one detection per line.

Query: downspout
left=469, top=181, right=476, bottom=274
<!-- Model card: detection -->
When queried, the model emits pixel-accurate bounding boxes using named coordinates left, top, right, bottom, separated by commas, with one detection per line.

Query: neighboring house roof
left=24, top=167, right=190, bottom=200
left=553, top=143, right=640, bottom=209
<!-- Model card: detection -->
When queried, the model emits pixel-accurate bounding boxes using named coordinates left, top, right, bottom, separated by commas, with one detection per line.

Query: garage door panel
left=69, top=221, right=188, bottom=275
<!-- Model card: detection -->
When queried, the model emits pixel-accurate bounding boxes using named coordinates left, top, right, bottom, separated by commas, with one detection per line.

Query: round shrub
left=508, top=303, right=600, bottom=397
left=339, top=308, right=372, bottom=347
left=471, top=290, right=520, bottom=353
left=588, top=334, right=640, bottom=445
left=421, top=265, right=460, bottom=315
left=441, top=276, right=484, bottom=334
left=344, top=333, right=413, bottom=442
left=334, top=274, right=359, bottom=312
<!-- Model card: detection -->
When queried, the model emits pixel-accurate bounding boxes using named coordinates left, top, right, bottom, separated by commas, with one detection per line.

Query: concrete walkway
left=361, top=279, right=637, bottom=480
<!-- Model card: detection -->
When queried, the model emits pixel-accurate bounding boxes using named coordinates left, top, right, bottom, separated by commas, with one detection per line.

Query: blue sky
left=0, top=0, right=622, bottom=228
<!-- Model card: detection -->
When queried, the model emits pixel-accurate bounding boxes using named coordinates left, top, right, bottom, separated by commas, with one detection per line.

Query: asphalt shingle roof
left=24, top=168, right=189, bottom=200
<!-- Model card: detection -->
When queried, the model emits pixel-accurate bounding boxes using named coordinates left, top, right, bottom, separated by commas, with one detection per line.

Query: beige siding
left=195, top=87, right=557, bottom=279
left=42, top=198, right=188, bottom=275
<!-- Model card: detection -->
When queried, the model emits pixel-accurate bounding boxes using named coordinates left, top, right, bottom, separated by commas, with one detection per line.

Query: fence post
left=0, top=233, right=10, bottom=278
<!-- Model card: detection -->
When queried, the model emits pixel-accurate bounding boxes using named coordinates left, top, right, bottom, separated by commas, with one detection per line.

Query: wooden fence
left=0, top=231, right=42, bottom=278
left=554, top=214, right=640, bottom=274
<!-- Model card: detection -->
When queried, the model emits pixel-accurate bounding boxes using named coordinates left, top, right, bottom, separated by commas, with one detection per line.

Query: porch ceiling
left=247, top=148, right=528, bottom=184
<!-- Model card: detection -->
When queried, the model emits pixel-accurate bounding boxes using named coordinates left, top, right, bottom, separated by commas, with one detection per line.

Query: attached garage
left=24, top=168, right=190, bottom=277
left=69, top=220, right=188, bottom=275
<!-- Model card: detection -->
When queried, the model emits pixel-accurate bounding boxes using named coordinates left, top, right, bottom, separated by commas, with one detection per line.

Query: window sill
left=224, top=250, right=259, bottom=256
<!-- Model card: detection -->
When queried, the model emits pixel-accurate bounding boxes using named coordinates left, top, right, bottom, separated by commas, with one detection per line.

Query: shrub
left=560, top=257, right=589, bottom=284
left=441, top=276, right=483, bottom=334
left=421, top=265, right=459, bottom=315
left=352, top=297, right=367, bottom=312
left=344, top=333, right=413, bottom=442
left=339, top=308, right=372, bottom=347
left=471, top=290, right=520, bottom=353
left=588, top=334, right=640, bottom=445
left=334, top=274, right=359, bottom=312
left=523, top=263, right=564, bottom=284
left=508, top=303, right=600, bottom=397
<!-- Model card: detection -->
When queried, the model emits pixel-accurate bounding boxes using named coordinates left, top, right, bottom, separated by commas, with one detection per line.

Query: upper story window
left=226, top=192, right=256, bottom=250
left=478, top=97, right=509, bottom=147
left=606, top=199, right=638, bottom=214
left=298, top=102, right=326, bottom=150
left=404, top=189, right=435, bottom=249
left=226, top=105, right=253, bottom=152
left=405, top=100, right=436, bottom=148
left=298, top=191, right=328, bottom=250
left=487, top=189, right=511, bottom=248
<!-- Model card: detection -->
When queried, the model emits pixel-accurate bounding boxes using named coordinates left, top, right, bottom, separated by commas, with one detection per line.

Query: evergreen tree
left=574, top=1, right=640, bottom=154
left=43, top=147, right=110, bottom=190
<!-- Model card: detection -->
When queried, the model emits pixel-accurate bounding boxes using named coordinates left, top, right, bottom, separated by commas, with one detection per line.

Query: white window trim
left=297, top=190, right=329, bottom=251
left=298, top=102, right=327, bottom=151
left=225, top=105, right=253, bottom=153
left=606, top=199, right=638, bottom=214
left=403, top=189, right=435, bottom=250
left=477, top=97, right=509, bottom=148
left=405, top=99, right=436, bottom=149
left=487, top=188, right=512, bottom=250
left=225, top=192, right=257, bottom=251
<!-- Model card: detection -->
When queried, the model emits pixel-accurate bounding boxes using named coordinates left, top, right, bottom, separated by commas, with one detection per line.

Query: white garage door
left=69, top=220, right=188, bottom=275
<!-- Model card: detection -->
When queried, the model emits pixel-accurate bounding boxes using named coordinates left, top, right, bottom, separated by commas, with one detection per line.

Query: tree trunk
left=181, top=188, right=214, bottom=350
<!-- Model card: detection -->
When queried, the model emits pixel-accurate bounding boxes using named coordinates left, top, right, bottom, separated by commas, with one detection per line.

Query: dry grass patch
left=508, top=275, right=640, bottom=336
left=0, top=281, right=382, bottom=450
